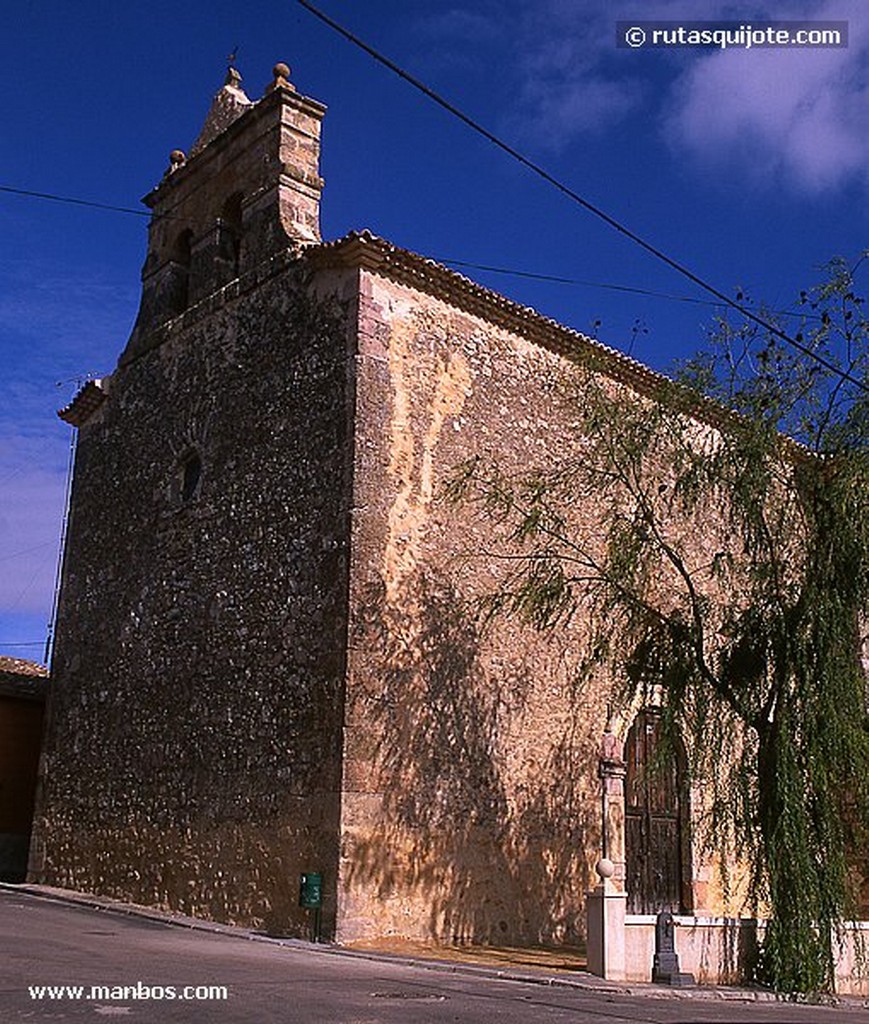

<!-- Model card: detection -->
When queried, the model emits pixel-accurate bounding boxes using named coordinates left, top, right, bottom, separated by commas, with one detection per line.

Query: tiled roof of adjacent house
left=0, top=656, right=48, bottom=701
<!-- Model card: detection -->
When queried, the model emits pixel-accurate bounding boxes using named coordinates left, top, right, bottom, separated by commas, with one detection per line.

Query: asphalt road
left=1, top=890, right=865, bottom=1023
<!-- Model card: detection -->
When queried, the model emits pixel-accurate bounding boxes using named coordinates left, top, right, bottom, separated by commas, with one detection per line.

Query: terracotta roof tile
left=306, top=230, right=737, bottom=429
left=0, top=656, right=48, bottom=701
left=58, top=378, right=108, bottom=427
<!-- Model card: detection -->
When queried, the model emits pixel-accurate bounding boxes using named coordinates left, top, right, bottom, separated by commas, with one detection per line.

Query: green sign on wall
left=299, top=872, right=322, bottom=909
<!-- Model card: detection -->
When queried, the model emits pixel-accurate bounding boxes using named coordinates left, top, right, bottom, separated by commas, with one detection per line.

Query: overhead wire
left=44, top=422, right=77, bottom=665
left=0, top=183, right=150, bottom=218
left=294, top=0, right=868, bottom=395
left=0, top=12, right=863, bottom=653
left=0, top=541, right=56, bottom=563
left=433, top=256, right=826, bottom=322
left=0, top=182, right=829, bottom=325
left=0, top=13, right=864, bottom=390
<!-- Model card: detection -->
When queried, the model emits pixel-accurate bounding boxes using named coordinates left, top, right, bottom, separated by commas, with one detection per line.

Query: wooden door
left=624, top=710, right=685, bottom=915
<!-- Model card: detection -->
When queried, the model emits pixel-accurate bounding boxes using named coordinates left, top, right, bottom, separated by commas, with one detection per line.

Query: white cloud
left=498, top=0, right=867, bottom=194
left=0, top=260, right=131, bottom=625
left=0, top=434, right=68, bottom=617
left=507, top=3, right=645, bottom=145
left=0, top=262, right=135, bottom=355
left=663, top=1, right=869, bottom=193
left=419, top=6, right=506, bottom=45
left=516, top=71, right=642, bottom=141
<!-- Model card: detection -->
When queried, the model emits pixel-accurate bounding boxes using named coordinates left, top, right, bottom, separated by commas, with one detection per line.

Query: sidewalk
left=342, top=935, right=589, bottom=975
left=0, top=882, right=851, bottom=1006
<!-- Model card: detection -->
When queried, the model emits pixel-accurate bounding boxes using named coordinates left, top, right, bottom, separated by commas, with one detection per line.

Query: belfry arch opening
left=170, top=228, right=193, bottom=313
left=217, top=192, right=243, bottom=279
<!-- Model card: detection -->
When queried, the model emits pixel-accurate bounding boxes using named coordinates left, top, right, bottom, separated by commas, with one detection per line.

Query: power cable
left=434, top=256, right=825, bottom=321
left=0, top=184, right=150, bottom=218
left=295, top=0, right=868, bottom=395
left=0, top=180, right=819, bottom=322
left=0, top=541, right=55, bottom=564
left=1, top=22, right=863, bottom=390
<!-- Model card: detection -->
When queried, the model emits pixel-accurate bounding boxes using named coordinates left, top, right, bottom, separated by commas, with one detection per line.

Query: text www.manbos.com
left=29, top=982, right=228, bottom=1001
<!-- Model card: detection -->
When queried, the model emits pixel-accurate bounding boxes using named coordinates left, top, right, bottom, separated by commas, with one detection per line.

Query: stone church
left=31, top=64, right=722, bottom=946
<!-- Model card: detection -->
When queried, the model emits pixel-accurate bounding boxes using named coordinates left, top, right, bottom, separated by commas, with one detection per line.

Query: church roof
left=59, top=227, right=763, bottom=442
left=59, top=58, right=742, bottom=438
left=307, top=229, right=734, bottom=429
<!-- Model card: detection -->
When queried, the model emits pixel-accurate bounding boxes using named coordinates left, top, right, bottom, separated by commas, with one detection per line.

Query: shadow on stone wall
left=345, top=570, right=598, bottom=945
left=719, top=917, right=760, bottom=984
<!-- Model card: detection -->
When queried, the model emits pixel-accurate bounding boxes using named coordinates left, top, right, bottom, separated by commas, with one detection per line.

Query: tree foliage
left=449, top=256, right=869, bottom=993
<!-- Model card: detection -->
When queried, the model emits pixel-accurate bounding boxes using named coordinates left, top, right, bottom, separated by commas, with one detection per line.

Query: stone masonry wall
left=333, top=261, right=841, bottom=943
left=31, top=256, right=354, bottom=938
left=337, top=270, right=613, bottom=945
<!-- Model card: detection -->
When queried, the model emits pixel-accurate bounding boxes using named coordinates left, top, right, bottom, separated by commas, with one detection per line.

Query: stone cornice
left=92, top=227, right=810, bottom=457
left=58, top=379, right=108, bottom=427
left=306, top=230, right=738, bottom=431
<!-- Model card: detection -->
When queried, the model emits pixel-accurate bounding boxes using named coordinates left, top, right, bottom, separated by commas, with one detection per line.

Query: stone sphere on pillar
left=596, top=857, right=615, bottom=879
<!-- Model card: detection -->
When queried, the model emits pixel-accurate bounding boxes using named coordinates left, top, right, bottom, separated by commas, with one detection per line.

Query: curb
left=2, top=882, right=859, bottom=1007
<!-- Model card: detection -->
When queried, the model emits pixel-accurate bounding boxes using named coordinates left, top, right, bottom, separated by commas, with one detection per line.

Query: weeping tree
left=449, top=256, right=869, bottom=993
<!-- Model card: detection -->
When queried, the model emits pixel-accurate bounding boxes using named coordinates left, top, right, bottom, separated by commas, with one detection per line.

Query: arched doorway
left=624, top=709, right=690, bottom=914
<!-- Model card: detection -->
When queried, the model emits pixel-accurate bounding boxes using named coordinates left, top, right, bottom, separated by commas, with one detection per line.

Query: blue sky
left=1, top=0, right=866, bottom=662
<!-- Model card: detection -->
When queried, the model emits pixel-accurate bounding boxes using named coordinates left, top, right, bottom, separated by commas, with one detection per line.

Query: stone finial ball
left=273, top=62, right=291, bottom=79
left=595, top=858, right=615, bottom=879
left=170, top=150, right=186, bottom=164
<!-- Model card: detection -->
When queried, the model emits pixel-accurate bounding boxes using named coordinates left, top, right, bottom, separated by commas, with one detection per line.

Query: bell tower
left=126, top=62, right=326, bottom=355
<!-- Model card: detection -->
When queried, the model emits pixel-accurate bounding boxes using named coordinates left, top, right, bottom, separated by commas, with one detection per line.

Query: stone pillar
left=599, top=731, right=627, bottom=890
left=586, top=860, right=627, bottom=981
left=587, top=731, right=629, bottom=981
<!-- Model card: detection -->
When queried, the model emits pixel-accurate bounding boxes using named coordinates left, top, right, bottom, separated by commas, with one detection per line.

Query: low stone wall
left=623, top=914, right=868, bottom=995
left=625, top=915, right=759, bottom=986
left=834, top=922, right=869, bottom=997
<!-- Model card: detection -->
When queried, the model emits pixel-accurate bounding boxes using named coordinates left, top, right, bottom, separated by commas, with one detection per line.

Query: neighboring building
left=0, top=657, right=47, bottom=882
left=30, top=64, right=748, bottom=946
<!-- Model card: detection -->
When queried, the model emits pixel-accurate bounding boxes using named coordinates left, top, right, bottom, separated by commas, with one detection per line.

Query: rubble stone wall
left=31, top=259, right=353, bottom=938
